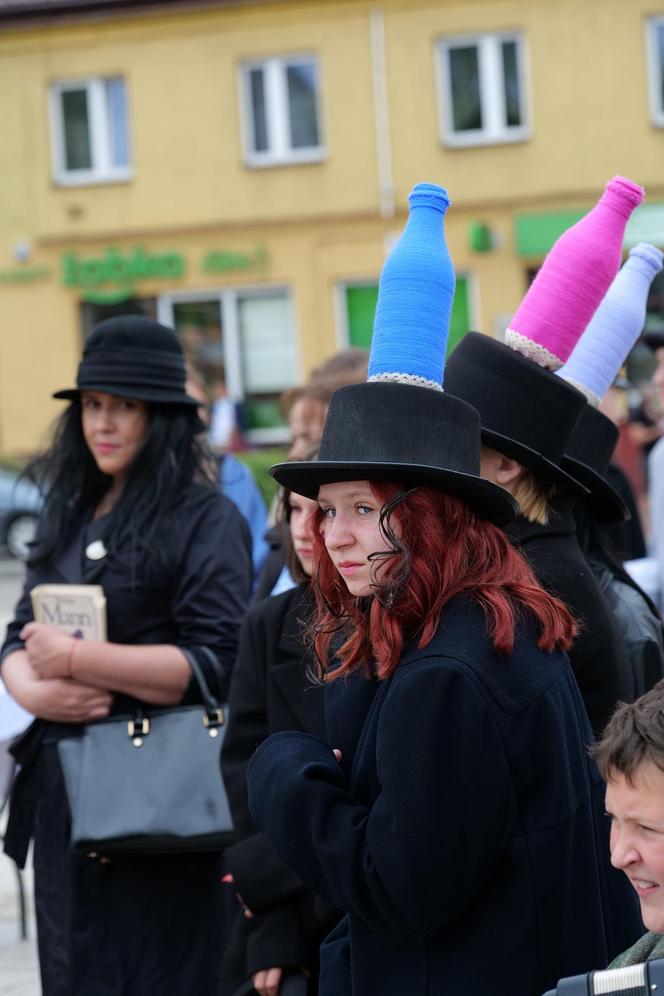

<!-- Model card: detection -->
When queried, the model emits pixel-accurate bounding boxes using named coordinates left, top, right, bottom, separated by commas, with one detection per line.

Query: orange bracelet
left=66, top=638, right=78, bottom=679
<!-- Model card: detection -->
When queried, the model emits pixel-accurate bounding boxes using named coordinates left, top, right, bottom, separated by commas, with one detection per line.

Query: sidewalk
left=0, top=851, right=38, bottom=995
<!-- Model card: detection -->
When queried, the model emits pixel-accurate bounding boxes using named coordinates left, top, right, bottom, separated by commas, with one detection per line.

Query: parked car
left=0, top=467, right=42, bottom=560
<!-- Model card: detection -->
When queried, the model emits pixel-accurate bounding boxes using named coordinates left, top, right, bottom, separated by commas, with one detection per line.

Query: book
left=30, top=584, right=107, bottom=642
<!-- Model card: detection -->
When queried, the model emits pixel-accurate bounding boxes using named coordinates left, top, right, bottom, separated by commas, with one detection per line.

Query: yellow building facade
left=1, top=0, right=663, bottom=454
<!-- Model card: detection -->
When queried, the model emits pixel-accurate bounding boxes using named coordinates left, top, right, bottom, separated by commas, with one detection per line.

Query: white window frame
left=239, top=54, right=326, bottom=168
left=157, top=284, right=300, bottom=444
left=436, top=32, right=530, bottom=148
left=49, top=76, right=132, bottom=186
left=647, top=17, right=664, bottom=127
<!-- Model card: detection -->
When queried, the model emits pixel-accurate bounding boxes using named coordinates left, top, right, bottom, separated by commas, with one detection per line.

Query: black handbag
left=56, top=649, right=235, bottom=855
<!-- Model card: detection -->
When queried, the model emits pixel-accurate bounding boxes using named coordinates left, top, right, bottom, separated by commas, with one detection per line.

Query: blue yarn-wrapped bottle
left=368, top=182, right=455, bottom=391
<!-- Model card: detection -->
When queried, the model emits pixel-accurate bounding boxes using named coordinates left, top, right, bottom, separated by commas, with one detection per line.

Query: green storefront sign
left=515, top=203, right=664, bottom=257
left=58, top=245, right=268, bottom=303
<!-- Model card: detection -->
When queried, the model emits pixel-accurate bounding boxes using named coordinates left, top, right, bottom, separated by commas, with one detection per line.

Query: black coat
left=220, top=584, right=339, bottom=993
left=2, top=485, right=253, bottom=996
left=508, top=496, right=633, bottom=734
left=246, top=596, right=642, bottom=996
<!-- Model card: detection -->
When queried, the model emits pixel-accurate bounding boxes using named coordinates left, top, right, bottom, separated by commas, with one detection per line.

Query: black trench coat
left=508, top=496, right=634, bottom=734
left=246, top=595, right=642, bottom=996
left=2, top=484, right=252, bottom=996
left=220, top=584, right=339, bottom=994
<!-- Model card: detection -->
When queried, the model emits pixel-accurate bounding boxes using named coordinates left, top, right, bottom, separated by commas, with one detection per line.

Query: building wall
left=0, top=0, right=662, bottom=454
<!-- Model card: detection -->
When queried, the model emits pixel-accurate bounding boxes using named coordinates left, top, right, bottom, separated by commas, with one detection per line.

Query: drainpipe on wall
left=370, top=7, right=396, bottom=220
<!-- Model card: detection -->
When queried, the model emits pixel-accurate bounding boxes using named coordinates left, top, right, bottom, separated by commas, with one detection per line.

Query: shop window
left=160, top=290, right=298, bottom=444
left=647, top=18, right=664, bottom=126
left=342, top=278, right=472, bottom=356
left=50, top=77, right=132, bottom=185
left=437, top=33, right=528, bottom=147
left=241, top=56, right=324, bottom=166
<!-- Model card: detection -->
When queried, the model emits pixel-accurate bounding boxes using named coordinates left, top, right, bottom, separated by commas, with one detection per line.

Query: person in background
left=247, top=183, right=640, bottom=996
left=644, top=333, right=664, bottom=610
left=446, top=176, right=645, bottom=735
left=599, top=379, right=648, bottom=561
left=255, top=350, right=369, bottom=600
left=187, top=369, right=269, bottom=584
left=1, top=317, right=252, bottom=996
left=220, top=445, right=339, bottom=996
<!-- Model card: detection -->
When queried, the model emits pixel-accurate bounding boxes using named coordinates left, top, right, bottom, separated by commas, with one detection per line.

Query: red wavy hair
left=310, top=482, right=576, bottom=681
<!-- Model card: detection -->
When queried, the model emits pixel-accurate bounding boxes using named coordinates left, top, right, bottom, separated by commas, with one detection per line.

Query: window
left=647, top=18, right=664, bottom=126
left=50, top=77, right=131, bottom=185
left=158, top=288, right=298, bottom=443
left=437, top=33, right=528, bottom=147
left=241, top=56, right=324, bottom=166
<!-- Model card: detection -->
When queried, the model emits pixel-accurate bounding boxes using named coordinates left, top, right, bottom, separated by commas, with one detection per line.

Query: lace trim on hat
left=504, top=329, right=563, bottom=371
left=367, top=372, right=445, bottom=392
left=559, top=376, right=601, bottom=408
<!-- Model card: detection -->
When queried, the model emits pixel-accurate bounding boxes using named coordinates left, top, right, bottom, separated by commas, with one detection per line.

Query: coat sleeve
left=222, top=604, right=311, bottom=911
left=171, top=492, right=252, bottom=701
left=247, top=661, right=517, bottom=942
left=0, top=564, right=40, bottom=665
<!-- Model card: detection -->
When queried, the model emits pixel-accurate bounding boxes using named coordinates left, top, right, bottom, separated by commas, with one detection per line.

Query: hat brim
left=480, top=429, right=590, bottom=497
left=560, top=456, right=630, bottom=524
left=53, top=385, right=202, bottom=407
left=643, top=331, right=664, bottom=352
left=270, top=460, right=519, bottom=527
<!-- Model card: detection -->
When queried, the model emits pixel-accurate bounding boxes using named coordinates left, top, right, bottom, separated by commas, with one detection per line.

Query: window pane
left=238, top=294, right=297, bottom=392
left=501, top=41, right=522, bottom=127
left=249, top=68, right=268, bottom=152
left=286, top=62, right=320, bottom=149
left=61, top=89, right=92, bottom=170
left=105, top=77, right=130, bottom=167
left=448, top=46, right=482, bottom=131
left=658, top=24, right=664, bottom=112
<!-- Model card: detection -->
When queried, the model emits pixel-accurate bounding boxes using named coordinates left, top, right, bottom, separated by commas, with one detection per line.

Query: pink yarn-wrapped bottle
left=505, top=176, right=644, bottom=370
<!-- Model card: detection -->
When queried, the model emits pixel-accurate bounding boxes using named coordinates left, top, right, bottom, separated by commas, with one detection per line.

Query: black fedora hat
left=561, top=405, right=629, bottom=523
left=271, top=382, right=518, bottom=527
left=444, top=332, right=590, bottom=495
left=53, top=315, right=200, bottom=409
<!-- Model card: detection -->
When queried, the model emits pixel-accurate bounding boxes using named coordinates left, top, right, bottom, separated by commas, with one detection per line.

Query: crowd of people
left=4, top=175, right=664, bottom=996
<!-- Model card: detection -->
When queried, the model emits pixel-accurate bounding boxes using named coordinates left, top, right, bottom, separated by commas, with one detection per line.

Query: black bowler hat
left=53, top=315, right=200, bottom=409
left=271, top=381, right=517, bottom=526
left=444, top=332, right=590, bottom=495
left=561, top=405, right=629, bottom=523
left=271, top=183, right=517, bottom=528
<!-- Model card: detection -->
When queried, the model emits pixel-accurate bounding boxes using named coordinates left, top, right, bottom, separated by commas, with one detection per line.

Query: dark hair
left=311, top=482, right=576, bottom=681
left=277, top=442, right=319, bottom=583
left=25, top=398, right=215, bottom=578
left=593, top=681, right=664, bottom=783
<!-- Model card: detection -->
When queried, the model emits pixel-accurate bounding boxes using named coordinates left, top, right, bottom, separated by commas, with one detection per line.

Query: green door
left=345, top=278, right=470, bottom=355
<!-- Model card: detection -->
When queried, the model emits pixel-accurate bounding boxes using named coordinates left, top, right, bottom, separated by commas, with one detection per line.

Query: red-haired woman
left=245, top=381, right=641, bottom=996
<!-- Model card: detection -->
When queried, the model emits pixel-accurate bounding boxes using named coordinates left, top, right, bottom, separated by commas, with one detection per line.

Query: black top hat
left=561, top=405, right=629, bottom=523
left=444, top=332, right=590, bottom=495
left=53, top=315, right=200, bottom=409
left=643, top=330, right=664, bottom=351
left=271, top=382, right=518, bottom=527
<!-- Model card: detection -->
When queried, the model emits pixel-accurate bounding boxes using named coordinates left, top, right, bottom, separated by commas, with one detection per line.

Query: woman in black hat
left=0, top=315, right=252, bottom=996
left=243, top=185, right=641, bottom=996
left=219, top=446, right=340, bottom=996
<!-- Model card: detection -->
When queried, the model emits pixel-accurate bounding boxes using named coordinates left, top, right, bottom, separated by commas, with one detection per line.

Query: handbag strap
left=182, top=648, right=223, bottom=718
